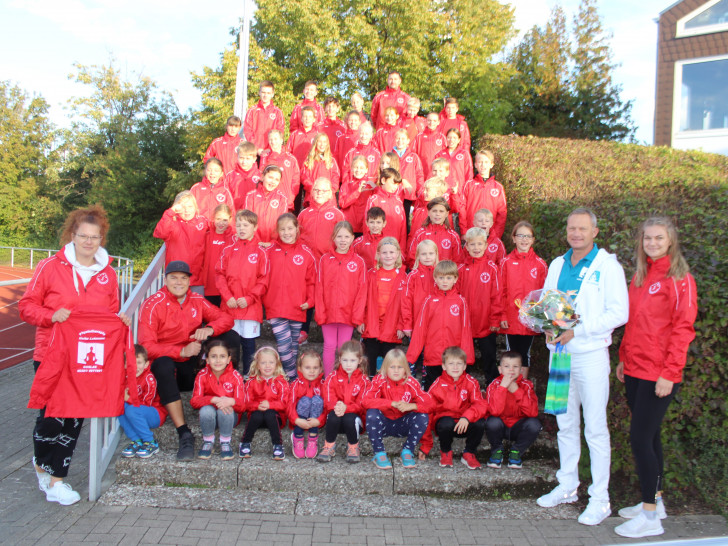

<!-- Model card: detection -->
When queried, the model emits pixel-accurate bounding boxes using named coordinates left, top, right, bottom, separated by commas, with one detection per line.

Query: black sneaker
left=177, top=431, right=195, bottom=461
left=272, top=444, right=285, bottom=460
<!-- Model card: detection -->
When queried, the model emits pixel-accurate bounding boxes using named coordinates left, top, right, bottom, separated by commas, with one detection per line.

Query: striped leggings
left=269, top=317, right=303, bottom=379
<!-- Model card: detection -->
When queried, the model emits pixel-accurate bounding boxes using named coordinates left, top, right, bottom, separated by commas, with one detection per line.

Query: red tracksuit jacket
left=400, top=114, right=426, bottom=142
left=398, top=148, right=425, bottom=196
left=135, top=367, right=168, bottom=424
left=408, top=191, right=458, bottom=239
left=298, top=199, right=346, bottom=259
left=301, top=159, right=341, bottom=206
left=406, top=288, right=475, bottom=367
left=373, top=124, right=399, bottom=154
left=243, top=186, right=289, bottom=243
left=19, top=247, right=120, bottom=363
left=28, top=307, right=139, bottom=417
left=190, top=362, right=246, bottom=414
left=319, top=117, right=346, bottom=154
left=398, top=264, right=436, bottom=332
left=457, top=255, right=503, bottom=337
left=258, top=150, right=300, bottom=210
left=456, top=175, right=507, bottom=238
left=362, top=374, right=434, bottom=419
left=315, top=248, right=367, bottom=327
left=339, top=173, right=377, bottom=233
left=342, top=141, right=381, bottom=182
left=224, top=164, right=261, bottom=210
left=287, top=373, right=328, bottom=427
left=406, top=224, right=462, bottom=268
left=245, top=375, right=289, bottom=425
left=499, top=248, right=548, bottom=336
left=244, top=101, right=285, bottom=151
left=485, top=375, right=539, bottom=428
left=190, top=178, right=235, bottom=222
left=412, top=128, right=446, bottom=179
left=434, top=148, right=474, bottom=193
left=352, top=231, right=385, bottom=271
left=202, top=227, right=235, bottom=297
left=137, top=287, right=234, bottom=362
left=286, top=126, right=319, bottom=170
left=438, top=114, right=471, bottom=152
left=365, top=188, right=408, bottom=251
left=619, top=256, right=697, bottom=383
left=371, top=87, right=411, bottom=130
left=323, top=367, right=370, bottom=420
left=203, top=133, right=242, bottom=175
left=334, top=127, right=360, bottom=170
left=153, top=209, right=209, bottom=285
left=216, top=236, right=268, bottom=322
left=362, top=266, right=408, bottom=343
left=289, top=99, right=324, bottom=134
left=484, top=235, right=506, bottom=265
left=263, top=240, right=316, bottom=322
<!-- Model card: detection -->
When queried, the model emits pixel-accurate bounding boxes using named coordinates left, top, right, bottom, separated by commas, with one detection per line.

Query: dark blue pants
left=365, top=409, right=429, bottom=453
left=485, top=416, right=541, bottom=453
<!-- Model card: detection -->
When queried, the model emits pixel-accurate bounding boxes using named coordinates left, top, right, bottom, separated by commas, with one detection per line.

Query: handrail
left=87, top=244, right=165, bottom=502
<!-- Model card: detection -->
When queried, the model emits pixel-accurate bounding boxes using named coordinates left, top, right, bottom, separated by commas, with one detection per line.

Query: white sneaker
left=32, top=458, right=51, bottom=492
left=536, top=484, right=578, bottom=508
left=578, top=500, right=611, bottom=526
left=46, top=481, right=81, bottom=505
left=618, top=500, right=667, bottom=520
left=615, top=511, right=664, bottom=538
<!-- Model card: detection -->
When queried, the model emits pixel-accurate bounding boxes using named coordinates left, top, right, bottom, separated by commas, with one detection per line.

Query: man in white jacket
left=536, top=208, right=628, bottom=525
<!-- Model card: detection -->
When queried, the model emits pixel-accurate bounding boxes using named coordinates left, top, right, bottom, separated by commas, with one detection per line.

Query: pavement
left=3, top=359, right=727, bottom=545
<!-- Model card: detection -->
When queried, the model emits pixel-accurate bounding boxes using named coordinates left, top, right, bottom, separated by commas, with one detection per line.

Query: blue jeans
left=118, top=403, right=161, bottom=443
left=293, top=395, right=324, bottom=436
left=365, top=409, right=429, bottom=453
left=199, top=405, right=237, bottom=439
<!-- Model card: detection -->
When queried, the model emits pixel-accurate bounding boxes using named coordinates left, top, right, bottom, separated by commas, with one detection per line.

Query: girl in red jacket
left=264, top=213, right=316, bottom=379
left=319, top=340, right=370, bottom=463
left=334, top=110, right=361, bottom=170
left=373, top=107, right=400, bottom=154
left=614, top=217, right=697, bottom=539
left=190, top=340, right=246, bottom=460
left=202, top=204, right=234, bottom=307
left=339, top=155, right=376, bottom=233
left=259, top=130, right=300, bottom=211
left=499, top=221, right=548, bottom=379
left=406, top=197, right=462, bottom=267
left=216, top=209, right=268, bottom=375
left=358, top=237, right=408, bottom=377
left=189, top=158, right=236, bottom=222
left=298, top=178, right=345, bottom=260
left=433, top=129, right=473, bottom=195
left=287, top=349, right=326, bottom=459
left=363, top=348, right=434, bottom=469
left=472, top=209, right=506, bottom=265
left=239, top=347, right=289, bottom=460
left=315, top=221, right=367, bottom=375
left=243, top=165, right=289, bottom=245
left=301, top=134, right=340, bottom=207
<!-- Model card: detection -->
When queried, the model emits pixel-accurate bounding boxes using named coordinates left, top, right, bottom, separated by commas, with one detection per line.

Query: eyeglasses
left=514, top=234, right=534, bottom=240
left=74, top=233, right=102, bottom=242
left=312, top=188, right=332, bottom=193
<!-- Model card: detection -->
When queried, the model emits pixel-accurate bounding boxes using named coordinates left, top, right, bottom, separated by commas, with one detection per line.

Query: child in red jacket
left=202, top=204, right=234, bottom=307
left=301, top=134, right=340, bottom=207
left=365, top=167, right=413, bottom=251
left=439, top=98, right=471, bottom=152
left=472, top=209, right=506, bottom=265
left=239, top=347, right=289, bottom=460
left=203, top=115, right=242, bottom=175
left=458, top=150, right=507, bottom=238
left=259, top=130, right=300, bottom=211
left=263, top=213, right=316, bottom=379
left=298, top=178, right=345, bottom=260
left=406, top=197, right=462, bottom=267
left=352, top=206, right=387, bottom=271
left=433, top=129, right=473, bottom=196
left=499, top=221, right=548, bottom=379
left=243, top=165, right=289, bottom=245
left=484, top=352, right=541, bottom=469
left=363, top=348, right=434, bottom=469
left=406, top=260, right=475, bottom=391
left=459, top=226, right=503, bottom=385
left=243, top=80, right=284, bottom=155
left=287, top=349, right=326, bottom=459
left=334, top=110, right=362, bottom=170
left=412, top=113, right=446, bottom=180
left=339, top=154, right=377, bottom=233
left=190, top=340, right=246, bottom=460
left=358, top=237, right=408, bottom=377
left=373, top=107, right=400, bottom=154
left=216, top=209, right=268, bottom=375
left=225, top=141, right=260, bottom=210
left=319, top=340, right=370, bottom=463
left=419, top=346, right=487, bottom=468
left=190, top=158, right=235, bottom=222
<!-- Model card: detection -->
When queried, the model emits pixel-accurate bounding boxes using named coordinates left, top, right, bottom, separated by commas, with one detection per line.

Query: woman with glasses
left=19, top=205, right=129, bottom=505
left=498, top=221, right=548, bottom=379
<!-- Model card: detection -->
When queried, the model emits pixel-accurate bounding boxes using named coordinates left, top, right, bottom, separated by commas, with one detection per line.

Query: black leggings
left=625, top=375, right=680, bottom=504
left=241, top=409, right=283, bottom=444
left=362, top=338, right=398, bottom=378
left=422, top=365, right=443, bottom=392
left=324, top=411, right=361, bottom=444
left=436, top=416, right=486, bottom=453
left=475, top=334, right=498, bottom=384
left=505, top=334, right=534, bottom=367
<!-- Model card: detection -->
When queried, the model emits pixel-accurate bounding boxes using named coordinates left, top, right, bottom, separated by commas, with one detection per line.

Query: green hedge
left=480, top=134, right=728, bottom=512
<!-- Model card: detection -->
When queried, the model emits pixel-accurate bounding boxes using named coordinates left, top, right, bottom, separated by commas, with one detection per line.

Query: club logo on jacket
left=314, top=386, right=321, bottom=396
left=441, top=239, right=452, bottom=249
left=253, top=176, right=260, bottom=184
left=269, top=113, right=276, bottom=120
left=450, top=305, right=460, bottom=317
left=488, top=243, right=498, bottom=253
left=336, top=130, right=343, bottom=137
left=456, top=153, right=464, bottom=161
left=249, top=254, right=258, bottom=264
left=480, top=272, right=491, bottom=284
left=96, top=272, right=109, bottom=285
left=530, top=267, right=538, bottom=279
left=191, top=308, right=198, bottom=318
left=352, top=384, right=361, bottom=396
left=405, top=156, right=413, bottom=164
left=395, top=205, right=401, bottom=215
left=324, top=211, right=335, bottom=221
left=490, top=188, right=499, bottom=197
left=293, top=254, right=304, bottom=266
left=223, top=382, right=233, bottom=392
left=648, top=282, right=661, bottom=295
left=76, top=329, right=106, bottom=373
left=401, top=392, right=412, bottom=402
left=270, top=200, right=280, bottom=209
left=196, top=221, right=206, bottom=231
left=347, top=261, right=358, bottom=273
left=137, top=385, right=143, bottom=396
left=367, top=155, right=375, bottom=163
left=460, top=389, right=468, bottom=401
left=284, top=160, right=291, bottom=168
left=216, top=193, right=226, bottom=203
left=435, top=139, right=443, bottom=146
left=397, top=97, right=405, bottom=104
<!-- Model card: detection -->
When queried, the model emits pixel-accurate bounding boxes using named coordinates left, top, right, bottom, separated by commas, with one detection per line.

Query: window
left=677, top=0, right=728, bottom=37
left=676, top=56, right=728, bottom=132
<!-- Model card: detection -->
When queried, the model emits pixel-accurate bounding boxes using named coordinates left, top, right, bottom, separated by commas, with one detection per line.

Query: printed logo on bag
left=436, top=139, right=443, bottom=146
left=269, top=113, right=276, bottom=120
left=460, top=389, right=468, bottom=401
left=293, top=254, right=304, bottom=266
left=490, top=188, right=499, bottom=197
left=402, top=392, right=412, bottom=402
left=270, top=199, right=280, bottom=209
left=191, top=308, right=198, bottom=318
left=395, top=205, right=401, bottom=214
left=324, top=211, right=335, bottom=220
left=347, top=261, right=358, bottom=273
left=488, top=243, right=498, bottom=253
left=456, top=153, right=464, bottom=161
left=367, top=154, right=375, bottom=163
left=196, top=221, right=206, bottom=231
left=223, top=382, right=233, bottom=392
left=216, top=193, right=226, bottom=203
left=352, top=384, right=361, bottom=396
left=249, top=254, right=258, bottom=264
left=441, top=239, right=452, bottom=249
left=284, top=160, right=291, bottom=168
left=76, top=329, right=106, bottom=373
left=530, top=267, right=538, bottom=279
left=480, top=272, right=491, bottom=284
left=649, top=282, right=661, bottom=295
left=96, top=272, right=109, bottom=285
left=450, top=305, right=460, bottom=316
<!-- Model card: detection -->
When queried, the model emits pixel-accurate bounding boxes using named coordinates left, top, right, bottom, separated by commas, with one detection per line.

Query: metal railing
left=88, top=244, right=165, bottom=501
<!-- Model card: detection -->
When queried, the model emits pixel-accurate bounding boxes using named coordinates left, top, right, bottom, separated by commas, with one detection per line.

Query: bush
left=480, top=134, right=728, bottom=513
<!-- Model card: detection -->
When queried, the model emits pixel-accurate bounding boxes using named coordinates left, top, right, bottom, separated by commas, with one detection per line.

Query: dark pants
left=422, top=364, right=443, bottom=392
left=238, top=335, right=256, bottom=376
left=301, top=307, right=314, bottom=334
left=625, top=375, right=680, bottom=504
left=241, top=409, right=283, bottom=445
left=506, top=334, right=534, bottom=368
left=363, top=338, right=398, bottom=378
left=485, top=416, right=542, bottom=454
left=204, top=295, right=222, bottom=307
left=436, top=416, right=486, bottom=453
left=325, top=411, right=362, bottom=444
left=475, top=334, right=498, bottom=384
left=365, top=409, right=429, bottom=453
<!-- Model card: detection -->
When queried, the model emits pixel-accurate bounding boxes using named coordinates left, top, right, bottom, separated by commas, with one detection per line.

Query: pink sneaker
left=291, top=433, right=305, bottom=459
left=305, top=435, right=319, bottom=458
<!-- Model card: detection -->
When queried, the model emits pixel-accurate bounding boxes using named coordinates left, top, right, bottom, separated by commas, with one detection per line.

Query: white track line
left=0, top=348, right=33, bottom=363
left=0, top=323, right=25, bottom=334
left=0, top=301, right=19, bottom=310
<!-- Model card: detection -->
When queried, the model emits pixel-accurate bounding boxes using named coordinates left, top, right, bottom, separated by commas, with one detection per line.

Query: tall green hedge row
left=480, top=134, right=728, bottom=511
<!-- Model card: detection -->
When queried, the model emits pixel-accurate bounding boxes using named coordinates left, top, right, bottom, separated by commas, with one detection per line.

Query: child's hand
left=616, top=362, right=625, bottom=383
left=236, top=297, right=248, bottom=309
left=295, top=417, right=311, bottom=429
left=402, top=179, right=412, bottom=190
left=500, top=375, right=512, bottom=390
left=396, top=330, right=405, bottom=340
left=307, top=418, right=321, bottom=428
left=500, top=320, right=509, bottom=329
left=357, top=324, right=365, bottom=334
left=259, top=242, right=273, bottom=248
left=180, top=341, right=202, bottom=358
left=490, top=326, right=499, bottom=332
left=334, top=401, right=346, bottom=417
left=454, top=417, right=469, bottom=434
left=191, top=327, right=214, bottom=341
left=507, top=381, right=518, bottom=393
left=124, top=388, right=130, bottom=402
left=171, top=204, right=183, bottom=215
left=300, top=302, right=309, bottom=310
left=258, top=400, right=270, bottom=411
left=403, top=329, right=412, bottom=337
left=227, top=298, right=238, bottom=309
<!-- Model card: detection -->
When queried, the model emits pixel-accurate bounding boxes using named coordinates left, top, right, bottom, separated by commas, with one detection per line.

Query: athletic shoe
left=298, top=331, right=308, bottom=344
left=318, top=442, right=336, bottom=462
left=536, top=484, right=578, bottom=508
left=440, top=451, right=453, bottom=468
left=346, top=443, right=360, bottom=464
left=220, top=442, right=234, bottom=460
left=272, top=444, right=285, bottom=460
left=291, top=433, right=305, bottom=459
left=619, top=501, right=667, bottom=520
left=487, top=448, right=503, bottom=469
left=461, top=452, right=481, bottom=470
left=239, top=442, right=252, bottom=458
left=121, top=441, right=142, bottom=458
left=46, top=481, right=81, bottom=506
left=401, top=449, right=416, bottom=468
left=373, top=451, right=392, bottom=469
left=177, top=431, right=195, bottom=461
left=33, top=458, right=51, bottom=493
left=136, top=441, right=159, bottom=459
left=507, top=449, right=522, bottom=469
left=614, top=511, right=664, bottom=538
left=305, top=435, right=319, bottom=458
left=578, top=500, right=611, bottom=526
left=198, top=441, right=213, bottom=459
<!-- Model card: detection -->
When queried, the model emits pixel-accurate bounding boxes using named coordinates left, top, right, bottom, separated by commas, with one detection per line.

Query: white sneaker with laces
left=577, top=500, right=611, bottom=526
left=614, top=511, right=664, bottom=538
left=46, top=481, right=81, bottom=505
left=618, top=500, right=667, bottom=520
left=536, top=484, right=578, bottom=507
left=33, top=458, right=51, bottom=492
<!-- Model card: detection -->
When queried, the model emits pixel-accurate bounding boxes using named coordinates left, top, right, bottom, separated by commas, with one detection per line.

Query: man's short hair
left=568, top=207, right=598, bottom=228
left=259, top=80, right=275, bottom=90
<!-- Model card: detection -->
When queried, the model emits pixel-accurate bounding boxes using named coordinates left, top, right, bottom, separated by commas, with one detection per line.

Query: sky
left=1, top=0, right=668, bottom=144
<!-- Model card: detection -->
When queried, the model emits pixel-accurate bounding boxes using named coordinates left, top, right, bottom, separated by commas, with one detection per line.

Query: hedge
left=480, top=134, right=728, bottom=512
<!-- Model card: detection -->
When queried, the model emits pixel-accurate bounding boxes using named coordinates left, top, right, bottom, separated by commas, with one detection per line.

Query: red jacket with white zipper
left=484, top=235, right=506, bottom=266
left=190, top=362, right=246, bottom=414
left=258, top=150, right=300, bottom=210
left=400, top=114, right=426, bottom=142
left=323, top=367, right=370, bottom=419
left=352, top=231, right=385, bottom=271
left=485, top=375, right=539, bottom=428
left=362, top=266, right=408, bottom=343
left=365, top=187, right=408, bottom=251
left=398, top=148, right=425, bottom=196
left=362, top=374, right=434, bottom=419
left=216, top=236, right=268, bottom=321
left=319, top=117, right=347, bottom=154
left=245, top=375, right=289, bottom=425
left=371, top=87, right=411, bottom=130
left=243, top=101, right=285, bottom=151
left=398, top=264, right=436, bottom=333
left=224, top=164, right=261, bottom=210
left=406, top=223, right=462, bottom=268
left=499, top=248, right=548, bottom=336
left=298, top=199, right=346, bottom=259
left=190, top=177, right=235, bottom=223
left=202, top=226, right=235, bottom=297
left=243, top=185, right=289, bottom=243
left=287, top=373, right=328, bottom=427
left=412, top=128, right=446, bottom=179
left=438, top=114, right=471, bottom=152
left=263, top=240, right=316, bottom=322
left=135, top=366, right=168, bottom=423
left=203, top=132, right=242, bottom=175
left=287, top=126, right=320, bottom=171
left=339, top=173, right=376, bottom=233
left=300, top=159, right=341, bottom=206
left=153, top=208, right=209, bottom=285
left=342, top=141, right=381, bottom=182
left=289, top=99, right=324, bottom=134
left=334, top=127, right=360, bottom=170
left=315, top=248, right=367, bottom=327
left=373, top=124, right=399, bottom=154
left=433, top=148, right=474, bottom=194
left=457, top=254, right=504, bottom=337
left=456, top=175, right=507, bottom=239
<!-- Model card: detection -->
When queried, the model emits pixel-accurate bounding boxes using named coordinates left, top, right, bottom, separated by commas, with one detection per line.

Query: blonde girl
left=301, top=133, right=340, bottom=206
left=339, top=155, right=376, bottom=233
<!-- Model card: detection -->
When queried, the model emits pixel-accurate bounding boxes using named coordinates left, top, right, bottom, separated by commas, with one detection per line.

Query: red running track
left=0, top=266, right=36, bottom=370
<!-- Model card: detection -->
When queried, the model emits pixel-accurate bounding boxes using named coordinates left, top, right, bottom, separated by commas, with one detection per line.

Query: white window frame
left=672, top=53, right=728, bottom=138
left=676, top=0, right=728, bottom=38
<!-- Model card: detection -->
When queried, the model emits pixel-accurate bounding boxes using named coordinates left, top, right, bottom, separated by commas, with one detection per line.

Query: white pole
left=233, top=0, right=252, bottom=128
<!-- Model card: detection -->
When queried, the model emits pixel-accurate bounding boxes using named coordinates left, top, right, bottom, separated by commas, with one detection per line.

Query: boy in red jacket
left=244, top=80, right=285, bottom=155
left=243, top=165, right=289, bottom=245
left=439, top=98, right=471, bottom=152
left=413, top=113, right=446, bottom=180
left=287, top=106, right=320, bottom=171
left=484, top=352, right=541, bottom=469
left=298, top=177, right=345, bottom=260
left=457, top=151, right=507, bottom=238
left=406, top=260, right=475, bottom=391
left=365, top=167, right=413, bottom=251
left=472, top=209, right=506, bottom=265
left=224, top=142, right=260, bottom=210
left=259, top=130, right=300, bottom=211
left=203, top=116, right=242, bottom=175
left=419, top=346, right=487, bottom=468
left=352, top=206, right=387, bottom=270
left=289, top=80, right=324, bottom=133
left=319, top=96, right=346, bottom=154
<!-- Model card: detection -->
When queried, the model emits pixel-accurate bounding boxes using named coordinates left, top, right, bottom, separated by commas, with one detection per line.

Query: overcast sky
left=1, top=0, right=667, bottom=144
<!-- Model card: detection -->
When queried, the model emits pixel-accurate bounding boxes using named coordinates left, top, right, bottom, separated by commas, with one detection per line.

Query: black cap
left=165, top=260, right=191, bottom=276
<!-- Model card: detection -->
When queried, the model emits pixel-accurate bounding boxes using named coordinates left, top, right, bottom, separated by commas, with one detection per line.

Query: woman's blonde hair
left=380, top=348, right=410, bottom=379
left=376, top=237, right=403, bottom=269
left=413, top=239, right=439, bottom=269
left=304, top=133, right=334, bottom=170
left=249, top=346, right=284, bottom=379
left=633, top=216, right=690, bottom=286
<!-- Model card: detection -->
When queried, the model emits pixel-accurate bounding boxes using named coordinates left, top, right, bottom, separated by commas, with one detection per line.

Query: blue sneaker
left=272, top=444, right=285, bottom=460
left=507, top=449, right=522, bottom=469
left=198, top=441, right=213, bottom=459
left=220, top=442, right=234, bottom=460
left=401, top=449, right=416, bottom=468
left=136, top=441, right=159, bottom=459
left=239, top=442, right=251, bottom=458
left=121, top=441, right=142, bottom=458
left=373, top=451, right=392, bottom=469
left=487, top=447, right=503, bottom=468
